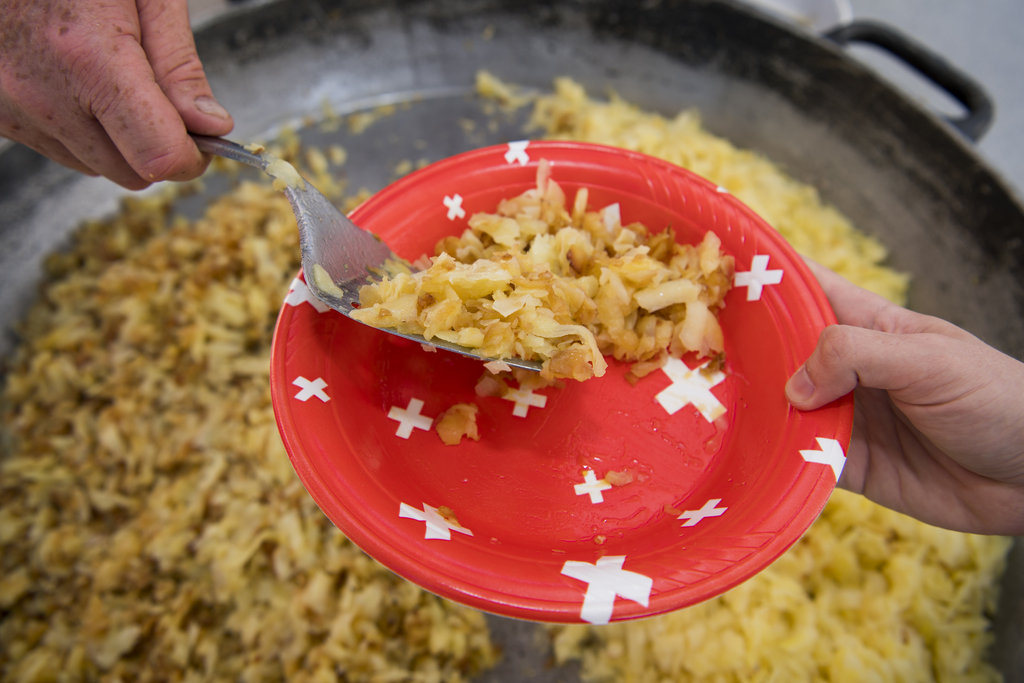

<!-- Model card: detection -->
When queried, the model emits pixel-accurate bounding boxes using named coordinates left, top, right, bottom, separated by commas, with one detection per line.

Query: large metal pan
left=1, top=0, right=1022, bottom=679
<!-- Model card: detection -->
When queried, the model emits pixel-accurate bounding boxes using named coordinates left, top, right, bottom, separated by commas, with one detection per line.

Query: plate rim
left=270, top=140, right=853, bottom=622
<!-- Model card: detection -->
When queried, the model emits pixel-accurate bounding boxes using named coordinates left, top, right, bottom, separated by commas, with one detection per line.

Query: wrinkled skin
left=0, top=0, right=233, bottom=189
left=787, top=259, right=1024, bottom=535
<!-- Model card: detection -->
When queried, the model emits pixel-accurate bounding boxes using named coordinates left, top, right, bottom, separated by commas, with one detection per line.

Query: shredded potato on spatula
left=351, top=160, right=734, bottom=381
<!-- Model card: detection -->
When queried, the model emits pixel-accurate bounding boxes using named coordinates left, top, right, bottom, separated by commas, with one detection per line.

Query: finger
left=137, top=0, right=233, bottom=137
left=803, top=259, right=892, bottom=328
left=87, top=38, right=208, bottom=183
left=31, top=139, right=101, bottom=177
left=785, top=324, right=967, bottom=410
left=0, top=122, right=98, bottom=177
left=55, top=114, right=153, bottom=189
left=804, top=258, right=976, bottom=341
left=3, top=73, right=153, bottom=188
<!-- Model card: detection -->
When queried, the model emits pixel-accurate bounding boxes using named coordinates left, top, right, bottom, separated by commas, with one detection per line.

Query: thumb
left=785, top=324, right=955, bottom=411
left=137, top=0, right=233, bottom=136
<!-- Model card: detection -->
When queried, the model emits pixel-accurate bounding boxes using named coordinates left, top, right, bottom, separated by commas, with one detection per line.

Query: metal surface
left=845, top=0, right=1024, bottom=199
left=192, top=133, right=393, bottom=311
left=2, top=0, right=1024, bottom=678
left=824, top=20, right=994, bottom=141
left=191, top=134, right=543, bottom=370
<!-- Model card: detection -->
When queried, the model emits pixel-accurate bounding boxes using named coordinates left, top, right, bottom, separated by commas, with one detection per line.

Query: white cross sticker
left=505, top=140, right=530, bottom=166
left=734, top=254, right=784, bottom=301
left=561, top=556, right=654, bottom=625
left=575, top=470, right=612, bottom=504
left=387, top=398, right=433, bottom=439
left=283, top=277, right=330, bottom=313
left=399, top=502, right=474, bottom=541
left=678, top=498, right=728, bottom=527
left=443, top=194, right=466, bottom=220
left=293, top=376, right=330, bottom=402
left=503, top=387, right=547, bottom=418
left=656, top=357, right=727, bottom=422
left=800, top=437, right=847, bottom=481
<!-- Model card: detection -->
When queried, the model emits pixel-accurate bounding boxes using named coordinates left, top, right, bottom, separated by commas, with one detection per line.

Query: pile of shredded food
left=0, top=75, right=1011, bottom=683
left=0, top=179, right=495, bottom=682
left=351, top=160, right=733, bottom=382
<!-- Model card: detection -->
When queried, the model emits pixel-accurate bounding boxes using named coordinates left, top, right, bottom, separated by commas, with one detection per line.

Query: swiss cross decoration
left=283, top=277, right=330, bottom=313
left=734, top=254, right=783, bottom=301
left=388, top=398, right=434, bottom=439
left=293, top=376, right=330, bottom=403
left=505, top=140, right=530, bottom=166
left=656, top=357, right=727, bottom=422
left=399, top=502, right=474, bottom=541
left=575, top=471, right=612, bottom=504
left=800, top=437, right=847, bottom=481
left=503, top=387, right=547, bottom=417
left=561, top=556, right=654, bottom=625
left=678, top=498, right=728, bottom=527
left=443, top=194, right=466, bottom=220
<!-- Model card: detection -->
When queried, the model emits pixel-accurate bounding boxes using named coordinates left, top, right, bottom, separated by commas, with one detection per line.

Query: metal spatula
left=192, top=135, right=541, bottom=371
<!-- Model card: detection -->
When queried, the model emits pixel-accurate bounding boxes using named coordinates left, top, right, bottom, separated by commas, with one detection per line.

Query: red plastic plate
left=270, top=141, right=853, bottom=623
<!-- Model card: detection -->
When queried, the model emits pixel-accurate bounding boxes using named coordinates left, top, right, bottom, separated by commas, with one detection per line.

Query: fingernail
left=786, top=366, right=815, bottom=404
left=194, top=95, right=230, bottom=119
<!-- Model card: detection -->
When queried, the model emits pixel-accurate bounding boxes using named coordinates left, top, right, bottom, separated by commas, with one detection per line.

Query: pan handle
left=824, top=20, right=993, bottom=142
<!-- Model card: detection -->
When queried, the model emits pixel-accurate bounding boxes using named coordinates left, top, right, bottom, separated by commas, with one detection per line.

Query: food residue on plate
left=603, top=470, right=633, bottom=487
left=436, top=506, right=463, bottom=528
left=434, top=404, right=481, bottom=446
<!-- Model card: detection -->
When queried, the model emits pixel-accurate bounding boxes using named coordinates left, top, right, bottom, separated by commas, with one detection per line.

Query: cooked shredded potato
left=435, top=404, right=481, bottom=446
left=351, top=160, right=734, bottom=381
left=264, top=153, right=306, bottom=192
left=0, top=183, right=495, bottom=682
left=475, top=70, right=534, bottom=110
